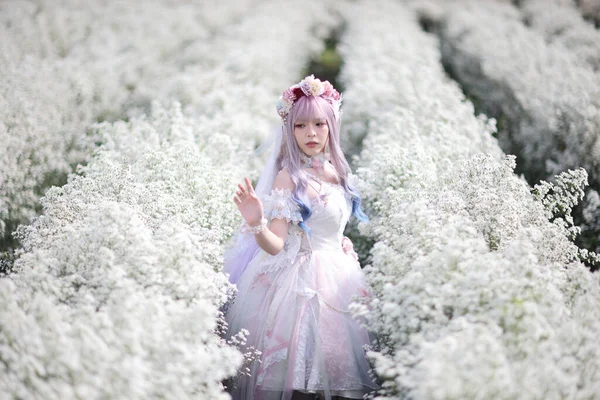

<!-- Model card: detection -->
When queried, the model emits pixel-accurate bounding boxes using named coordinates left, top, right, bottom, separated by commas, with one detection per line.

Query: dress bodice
left=262, top=177, right=353, bottom=253
left=226, top=174, right=378, bottom=400
left=305, top=181, right=352, bottom=252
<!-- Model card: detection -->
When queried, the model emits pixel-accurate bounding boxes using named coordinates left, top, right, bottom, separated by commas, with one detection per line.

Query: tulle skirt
left=225, top=247, right=379, bottom=400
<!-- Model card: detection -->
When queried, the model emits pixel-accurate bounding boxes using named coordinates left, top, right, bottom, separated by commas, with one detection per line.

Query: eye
left=295, top=123, right=305, bottom=128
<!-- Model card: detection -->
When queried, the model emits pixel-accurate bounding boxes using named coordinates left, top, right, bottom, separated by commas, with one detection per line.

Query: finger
left=245, top=177, right=255, bottom=194
left=238, top=183, right=248, bottom=195
left=233, top=195, right=241, bottom=204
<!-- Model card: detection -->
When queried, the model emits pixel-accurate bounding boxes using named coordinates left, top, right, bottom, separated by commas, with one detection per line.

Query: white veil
left=254, top=125, right=283, bottom=199
left=223, top=124, right=283, bottom=284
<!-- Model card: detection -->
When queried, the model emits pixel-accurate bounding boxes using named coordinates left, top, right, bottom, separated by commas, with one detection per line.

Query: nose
left=308, top=124, right=317, bottom=136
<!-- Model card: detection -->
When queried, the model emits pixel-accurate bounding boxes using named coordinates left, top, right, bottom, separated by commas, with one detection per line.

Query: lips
left=306, top=141, right=318, bottom=147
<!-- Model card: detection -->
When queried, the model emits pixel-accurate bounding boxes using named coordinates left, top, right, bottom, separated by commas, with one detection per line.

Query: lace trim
left=263, top=188, right=303, bottom=223
left=257, top=347, right=288, bottom=385
left=257, top=233, right=304, bottom=276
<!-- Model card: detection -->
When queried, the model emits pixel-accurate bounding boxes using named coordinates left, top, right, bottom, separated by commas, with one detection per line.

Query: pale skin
left=233, top=116, right=338, bottom=256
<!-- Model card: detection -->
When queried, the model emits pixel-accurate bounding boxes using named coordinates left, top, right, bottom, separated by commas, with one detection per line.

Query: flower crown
left=276, top=75, right=342, bottom=123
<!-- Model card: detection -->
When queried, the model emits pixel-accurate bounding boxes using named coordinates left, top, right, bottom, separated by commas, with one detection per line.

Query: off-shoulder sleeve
left=262, top=188, right=303, bottom=224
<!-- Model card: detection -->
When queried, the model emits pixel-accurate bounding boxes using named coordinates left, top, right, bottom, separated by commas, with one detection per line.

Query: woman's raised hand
left=233, top=177, right=264, bottom=226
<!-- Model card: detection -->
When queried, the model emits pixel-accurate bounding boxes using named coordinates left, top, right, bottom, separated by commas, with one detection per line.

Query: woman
left=225, top=75, right=379, bottom=400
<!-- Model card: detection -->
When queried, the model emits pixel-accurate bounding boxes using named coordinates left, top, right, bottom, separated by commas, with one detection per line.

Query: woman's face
left=293, top=116, right=329, bottom=157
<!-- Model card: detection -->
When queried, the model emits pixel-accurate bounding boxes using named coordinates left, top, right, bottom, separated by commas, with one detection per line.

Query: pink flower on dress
left=342, top=236, right=359, bottom=261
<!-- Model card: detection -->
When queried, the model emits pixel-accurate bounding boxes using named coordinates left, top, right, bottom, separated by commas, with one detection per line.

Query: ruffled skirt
left=225, top=246, right=379, bottom=400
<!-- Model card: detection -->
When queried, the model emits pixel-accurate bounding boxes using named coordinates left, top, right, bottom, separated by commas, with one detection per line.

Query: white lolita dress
left=226, top=175, right=379, bottom=400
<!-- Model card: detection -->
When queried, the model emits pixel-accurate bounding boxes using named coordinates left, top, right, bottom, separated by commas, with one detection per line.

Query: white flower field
left=1, top=0, right=599, bottom=399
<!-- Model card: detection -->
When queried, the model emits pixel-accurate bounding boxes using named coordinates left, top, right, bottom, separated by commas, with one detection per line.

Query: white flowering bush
left=3, top=204, right=242, bottom=400
left=0, top=0, right=255, bottom=248
left=338, top=1, right=600, bottom=398
left=3, top=105, right=245, bottom=399
left=1, top=0, right=340, bottom=397
left=437, top=1, right=600, bottom=188
left=436, top=0, right=600, bottom=259
left=396, top=0, right=512, bottom=29
left=583, top=190, right=600, bottom=232
left=518, top=0, right=600, bottom=73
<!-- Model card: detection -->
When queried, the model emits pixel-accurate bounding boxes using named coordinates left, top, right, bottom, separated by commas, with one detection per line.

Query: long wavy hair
left=275, top=95, right=368, bottom=234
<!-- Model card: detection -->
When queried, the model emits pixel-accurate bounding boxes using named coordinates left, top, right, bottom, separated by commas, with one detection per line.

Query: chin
left=303, top=147, right=324, bottom=156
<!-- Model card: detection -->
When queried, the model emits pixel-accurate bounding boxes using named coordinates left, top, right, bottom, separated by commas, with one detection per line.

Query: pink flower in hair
left=276, top=97, right=293, bottom=120
left=300, top=74, right=325, bottom=97
left=322, top=81, right=340, bottom=100
left=276, top=75, right=343, bottom=122
left=330, top=88, right=341, bottom=101
left=282, top=86, right=297, bottom=103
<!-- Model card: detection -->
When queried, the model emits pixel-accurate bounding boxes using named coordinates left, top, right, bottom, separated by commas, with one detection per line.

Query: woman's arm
left=233, top=170, right=294, bottom=256
left=254, top=218, right=289, bottom=256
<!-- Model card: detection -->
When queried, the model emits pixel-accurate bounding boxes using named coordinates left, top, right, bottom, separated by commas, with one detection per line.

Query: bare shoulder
left=272, top=167, right=295, bottom=191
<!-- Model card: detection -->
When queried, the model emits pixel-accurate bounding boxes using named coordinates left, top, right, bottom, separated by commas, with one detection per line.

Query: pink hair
left=275, top=95, right=367, bottom=233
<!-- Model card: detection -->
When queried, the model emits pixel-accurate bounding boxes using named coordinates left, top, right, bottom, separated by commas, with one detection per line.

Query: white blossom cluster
left=396, top=0, right=512, bottom=29
left=437, top=1, right=600, bottom=187
left=0, top=0, right=256, bottom=243
left=3, top=104, right=246, bottom=399
left=1, top=0, right=339, bottom=398
left=338, top=1, right=600, bottom=398
left=583, top=190, right=600, bottom=241
left=518, top=0, right=600, bottom=73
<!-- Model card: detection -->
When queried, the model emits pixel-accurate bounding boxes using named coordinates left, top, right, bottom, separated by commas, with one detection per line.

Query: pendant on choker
left=300, top=152, right=327, bottom=174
